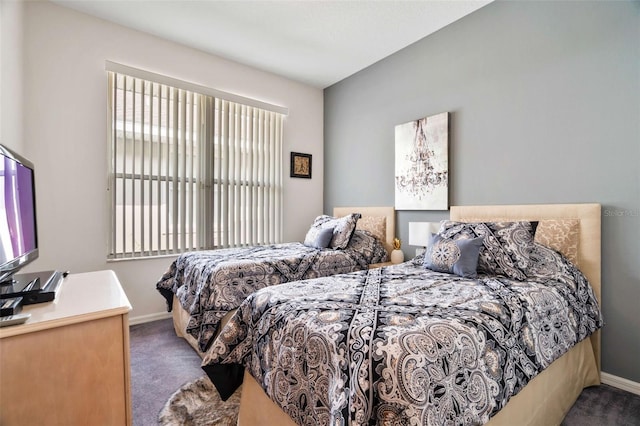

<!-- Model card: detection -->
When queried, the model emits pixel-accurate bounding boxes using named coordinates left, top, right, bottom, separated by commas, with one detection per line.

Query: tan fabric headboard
left=450, top=203, right=601, bottom=373
left=333, top=206, right=395, bottom=255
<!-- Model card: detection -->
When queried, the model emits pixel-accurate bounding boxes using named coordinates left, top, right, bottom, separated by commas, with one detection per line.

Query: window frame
left=106, top=62, right=286, bottom=260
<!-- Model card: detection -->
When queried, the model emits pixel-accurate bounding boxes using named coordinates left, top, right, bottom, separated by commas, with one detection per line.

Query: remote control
left=0, top=313, right=31, bottom=327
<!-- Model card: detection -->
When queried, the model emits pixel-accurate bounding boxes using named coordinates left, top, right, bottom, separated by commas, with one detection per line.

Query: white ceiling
left=52, top=0, right=491, bottom=88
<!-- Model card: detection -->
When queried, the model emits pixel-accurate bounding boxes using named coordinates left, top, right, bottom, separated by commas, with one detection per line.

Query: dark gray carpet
left=562, top=383, right=640, bottom=426
left=131, top=318, right=203, bottom=426
left=131, top=318, right=640, bottom=425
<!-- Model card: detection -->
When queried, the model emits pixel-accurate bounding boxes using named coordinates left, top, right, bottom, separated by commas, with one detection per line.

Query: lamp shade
left=408, top=222, right=441, bottom=247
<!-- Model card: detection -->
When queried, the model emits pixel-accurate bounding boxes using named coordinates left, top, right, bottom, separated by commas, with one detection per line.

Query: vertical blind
left=107, top=69, right=285, bottom=259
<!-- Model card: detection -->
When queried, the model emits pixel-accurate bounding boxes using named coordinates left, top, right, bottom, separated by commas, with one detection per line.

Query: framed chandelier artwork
left=394, top=112, right=449, bottom=210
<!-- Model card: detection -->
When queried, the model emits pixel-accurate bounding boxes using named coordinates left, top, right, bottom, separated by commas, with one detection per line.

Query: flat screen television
left=0, top=144, right=38, bottom=285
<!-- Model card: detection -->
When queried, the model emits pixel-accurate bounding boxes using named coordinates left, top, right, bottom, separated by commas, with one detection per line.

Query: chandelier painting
left=394, top=112, right=448, bottom=210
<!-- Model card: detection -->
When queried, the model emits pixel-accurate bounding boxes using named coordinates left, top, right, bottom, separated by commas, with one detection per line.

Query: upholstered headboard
left=333, top=206, right=395, bottom=255
left=450, top=203, right=602, bottom=372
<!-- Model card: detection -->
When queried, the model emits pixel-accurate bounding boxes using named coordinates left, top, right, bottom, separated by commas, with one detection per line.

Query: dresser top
left=0, top=270, right=131, bottom=338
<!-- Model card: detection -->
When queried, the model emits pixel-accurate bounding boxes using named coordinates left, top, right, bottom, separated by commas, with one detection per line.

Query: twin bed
left=157, top=207, right=395, bottom=353
left=158, top=203, right=603, bottom=426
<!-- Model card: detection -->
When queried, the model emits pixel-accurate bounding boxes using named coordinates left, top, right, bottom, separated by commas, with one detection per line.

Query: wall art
left=290, top=152, right=312, bottom=179
left=394, top=112, right=448, bottom=210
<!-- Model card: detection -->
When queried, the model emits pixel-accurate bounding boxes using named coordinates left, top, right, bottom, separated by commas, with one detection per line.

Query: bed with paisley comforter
left=157, top=206, right=394, bottom=353
left=201, top=203, right=603, bottom=426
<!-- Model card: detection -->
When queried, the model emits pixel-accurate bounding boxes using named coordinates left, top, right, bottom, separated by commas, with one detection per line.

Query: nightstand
left=369, top=262, right=394, bottom=269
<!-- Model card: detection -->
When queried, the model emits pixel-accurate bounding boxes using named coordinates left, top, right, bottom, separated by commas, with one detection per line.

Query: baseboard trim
left=602, top=372, right=640, bottom=396
left=129, top=311, right=172, bottom=326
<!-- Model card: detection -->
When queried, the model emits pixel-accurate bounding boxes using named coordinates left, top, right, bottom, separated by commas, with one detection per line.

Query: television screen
left=0, top=145, right=38, bottom=283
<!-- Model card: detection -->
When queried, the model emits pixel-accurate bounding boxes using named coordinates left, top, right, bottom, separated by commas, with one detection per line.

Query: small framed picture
left=290, top=152, right=312, bottom=179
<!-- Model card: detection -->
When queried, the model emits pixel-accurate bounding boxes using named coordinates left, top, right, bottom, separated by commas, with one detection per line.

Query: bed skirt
left=171, top=295, right=236, bottom=358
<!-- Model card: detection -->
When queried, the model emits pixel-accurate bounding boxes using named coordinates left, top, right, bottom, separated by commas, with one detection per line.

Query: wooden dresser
left=0, top=270, right=132, bottom=425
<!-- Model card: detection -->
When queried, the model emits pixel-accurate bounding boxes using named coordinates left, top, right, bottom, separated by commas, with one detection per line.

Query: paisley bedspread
left=157, top=230, right=388, bottom=352
left=202, top=243, right=603, bottom=425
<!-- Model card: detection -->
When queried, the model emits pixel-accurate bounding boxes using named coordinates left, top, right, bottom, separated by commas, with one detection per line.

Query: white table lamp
left=408, top=222, right=441, bottom=255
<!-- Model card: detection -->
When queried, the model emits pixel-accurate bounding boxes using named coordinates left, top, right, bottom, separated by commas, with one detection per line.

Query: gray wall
left=324, top=1, right=639, bottom=382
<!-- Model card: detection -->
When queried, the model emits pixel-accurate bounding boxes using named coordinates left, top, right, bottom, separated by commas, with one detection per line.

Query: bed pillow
left=303, top=226, right=335, bottom=249
left=424, top=233, right=484, bottom=278
left=346, top=230, right=390, bottom=263
left=534, top=219, right=579, bottom=265
left=356, top=216, right=386, bottom=246
left=307, top=213, right=361, bottom=249
left=439, top=220, right=537, bottom=281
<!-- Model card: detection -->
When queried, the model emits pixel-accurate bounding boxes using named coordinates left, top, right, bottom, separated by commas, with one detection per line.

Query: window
left=106, top=63, right=286, bottom=259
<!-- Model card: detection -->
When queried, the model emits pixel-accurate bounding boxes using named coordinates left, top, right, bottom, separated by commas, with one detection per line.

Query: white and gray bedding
left=157, top=229, right=388, bottom=352
left=202, top=242, right=603, bottom=425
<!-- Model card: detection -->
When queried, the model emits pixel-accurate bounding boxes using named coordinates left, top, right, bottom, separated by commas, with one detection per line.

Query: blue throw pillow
left=303, top=226, right=334, bottom=249
left=424, top=233, right=484, bottom=278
